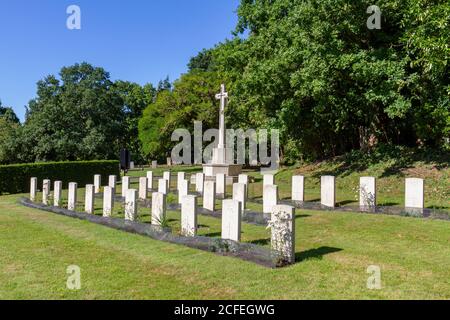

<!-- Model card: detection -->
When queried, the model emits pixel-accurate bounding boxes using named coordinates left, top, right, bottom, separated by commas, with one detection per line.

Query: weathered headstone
left=108, top=175, right=117, bottom=195
left=146, top=171, right=154, bottom=190
left=125, top=189, right=138, bottom=221
left=121, top=176, right=130, bottom=197
left=232, top=183, right=247, bottom=212
left=178, top=179, right=189, bottom=204
left=129, top=161, right=135, bottom=169
left=263, top=184, right=279, bottom=214
left=85, top=184, right=95, bottom=214
left=42, top=179, right=51, bottom=205
left=54, top=181, right=62, bottom=207
left=68, top=182, right=78, bottom=211
left=216, top=173, right=226, bottom=197
left=181, top=195, right=198, bottom=236
left=151, top=192, right=166, bottom=226
left=158, top=179, right=168, bottom=195
left=221, top=199, right=242, bottom=242
left=195, top=173, right=205, bottom=194
left=203, top=181, right=216, bottom=211
left=30, top=177, right=38, bottom=202
left=263, top=174, right=275, bottom=186
left=151, top=160, right=157, bottom=169
left=163, top=171, right=171, bottom=190
left=321, top=176, right=336, bottom=208
left=292, top=176, right=305, bottom=202
left=167, top=157, right=172, bottom=167
left=360, top=177, right=376, bottom=209
left=94, top=174, right=101, bottom=193
left=177, top=172, right=185, bottom=191
left=270, top=205, right=296, bottom=264
left=405, top=178, right=424, bottom=209
left=190, top=174, right=197, bottom=185
left=139, top=177, right=148, bottom=200
left=103, top=186, right=114, bottom=217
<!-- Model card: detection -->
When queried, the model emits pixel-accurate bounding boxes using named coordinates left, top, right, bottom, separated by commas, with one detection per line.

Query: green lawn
left=1, top=189, right=450, bottom=299
left=1, top=154, right=449, bottom=300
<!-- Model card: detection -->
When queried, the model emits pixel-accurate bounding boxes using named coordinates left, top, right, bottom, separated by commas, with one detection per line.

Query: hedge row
left=0, top=160, right=120, bottom=195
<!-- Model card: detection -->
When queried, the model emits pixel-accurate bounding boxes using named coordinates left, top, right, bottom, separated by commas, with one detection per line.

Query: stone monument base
left=203, top=164, right=243, bottom=185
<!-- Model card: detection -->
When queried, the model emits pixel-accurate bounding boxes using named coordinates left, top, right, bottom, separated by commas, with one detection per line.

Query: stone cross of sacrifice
left=215, top=84, right=228, bottom=150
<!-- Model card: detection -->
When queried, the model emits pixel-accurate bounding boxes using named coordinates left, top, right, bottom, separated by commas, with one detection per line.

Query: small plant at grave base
left=360, top=187, right=376, bottom=207
left=267, top=209, right=293, bottom=266
left=153, top=215, right=170, bottom=229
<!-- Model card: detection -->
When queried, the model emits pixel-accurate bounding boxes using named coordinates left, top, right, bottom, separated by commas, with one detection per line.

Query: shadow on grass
left=249, top=238, right=270, bottom=246
left=202, top=232, right=222, bottom=237
left=296, top=246, right=343, bottom=262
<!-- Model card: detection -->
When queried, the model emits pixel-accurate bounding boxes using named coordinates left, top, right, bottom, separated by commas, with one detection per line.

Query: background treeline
left=1, top=0, right=449, bottom=165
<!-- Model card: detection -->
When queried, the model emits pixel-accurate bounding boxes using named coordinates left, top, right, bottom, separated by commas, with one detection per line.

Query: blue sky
left=0, top=0, right=240, bottom=121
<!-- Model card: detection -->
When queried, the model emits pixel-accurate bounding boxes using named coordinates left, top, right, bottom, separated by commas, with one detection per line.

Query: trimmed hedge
left=0, top=160, right=120, bottom=195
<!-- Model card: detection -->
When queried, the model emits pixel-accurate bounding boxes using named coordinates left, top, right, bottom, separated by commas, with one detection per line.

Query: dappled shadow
left=295, top=214, right=311, bottom=219
left=295, top=246, right=343, bottom=262
left=202, top=232, right=221, bottom=237
left=336, top=200, right=355, bottom=207
left=308, top=145, right=449, bottom=179
left=249, top=238, right=270, bottom=246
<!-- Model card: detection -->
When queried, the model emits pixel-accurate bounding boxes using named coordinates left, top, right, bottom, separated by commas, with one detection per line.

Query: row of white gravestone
left=29, top=176, right=296, bottom=264
left=318, top=176, right=425, bottom=209
left=178, top=194, right=296, bottom=264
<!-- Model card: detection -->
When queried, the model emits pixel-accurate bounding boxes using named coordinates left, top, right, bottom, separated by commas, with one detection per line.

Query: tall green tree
left=211, top=0, right=449, bottom=161
left=139, top=70, right=222, bottom=161
left=18, top=63, right=126, bottom=162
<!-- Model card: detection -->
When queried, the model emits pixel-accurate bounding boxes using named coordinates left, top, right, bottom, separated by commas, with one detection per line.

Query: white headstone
left=85, top=184, right=95, bottom=214
left=151, top=192, right=166, bottom=226
left=203, top=181, right=216, bottom=211
left=177, top=172, right=185, bottom=191
left=163, top=171, right=171, bottom=190
left=195, top=173, right=205, bottom=194
left=232, top=183, right=247, bottom=212
left=360, top=177, right=376, bottom=208
left=68, top=182, right=78, bottom=211
left=152, top=161, right=157, bottom=169
left=181, top=195, right=197, bottom=236
left=221, top=199, right=242, bottom=242
left=121, top=176, right=130, bottom=197
left=94, top=174, right=101, bottom=193
left=190, top=174, right=197, bottom=185
left=30, top=177, right=38, bottom=202
left=42, top=179, right=51, bottom=205
left=158, top=179, right=168, bottom=195
left=405, top=178, right=424, bottom=209
left=125, top=189, right=138, bottom=221
left=54, top=181, right=62, bottom=207
left=321, top=176, right=336, bottom=208
left=129, top=161, right=135, bottom=169
left=108, top=175, right=117, bottom=195
left=216, top=173, right=226, bottom=196
left=263, top=174, right=275, bottom=186
left=270, top=205, right=296, bottom=264
left=146, top=171, right=154, bottom=190
left=178, top=179, right=189, bottom=204
left=263, top=184, right=278, bottom=214
left=103, top=186, right=114, bottom=217
left=238, top=174, right=249, bottom=197
left=292, top=176, right=305, bottom=202
left=139, top=177, right=148, bottom=200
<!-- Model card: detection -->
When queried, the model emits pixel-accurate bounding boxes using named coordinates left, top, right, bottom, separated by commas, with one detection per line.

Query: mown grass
left=1, top=190, right=450, bottom=300
left=1, top=150, right=448, bottom=299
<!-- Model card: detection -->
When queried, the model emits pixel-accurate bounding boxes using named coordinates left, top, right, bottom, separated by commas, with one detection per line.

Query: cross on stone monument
left=215, top=84, right=228, bottom=150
